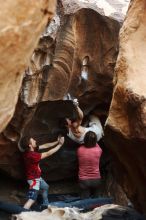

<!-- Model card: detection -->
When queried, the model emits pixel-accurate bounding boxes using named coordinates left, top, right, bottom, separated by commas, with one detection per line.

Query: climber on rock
left=66, top=99, right=104, bottom=144
left=20, top=136, right=64, bottom=210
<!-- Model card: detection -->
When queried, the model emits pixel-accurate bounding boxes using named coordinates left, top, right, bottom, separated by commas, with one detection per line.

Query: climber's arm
left=41, top=137, right=64, bottom=159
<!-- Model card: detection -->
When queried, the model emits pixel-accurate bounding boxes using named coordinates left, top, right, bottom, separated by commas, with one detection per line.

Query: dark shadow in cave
left=21, top=100, right=78, bottom=145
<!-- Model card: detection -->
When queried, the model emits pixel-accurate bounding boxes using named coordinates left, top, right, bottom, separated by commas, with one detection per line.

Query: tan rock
left=12, top=204, right=142, bottom=220
left=0, top=0, right=56, bottom=132
left=61, top=0, right=130, bottom=22
left=0, top=6, right=120, bottom=184
left=105, top=0, right=146, bottom=214
left=0, top=1, right=123, bottom=207
left=42, top=8, right=120, bottom=108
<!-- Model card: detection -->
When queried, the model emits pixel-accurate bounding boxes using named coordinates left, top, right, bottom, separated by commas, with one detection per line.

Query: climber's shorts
left=26, top=178, right=49, bottom=201
left=27, top=178, right=40, bottom=191
left=26, top=178, right=40, bottom=201
left=26, top=189, right=38, bottom=201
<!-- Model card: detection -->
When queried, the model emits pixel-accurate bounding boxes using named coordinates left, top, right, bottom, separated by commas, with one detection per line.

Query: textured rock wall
left=42, top=14, right=75, bottom=100
left=1, top=0, right=146, bottom=214
left=105, top=0, right=146, bottom=214
left=0, top=6, right=120, bottom=182
left=0, top=0, right=132, bottom=208
left=69, top=9, right=120, bottom=117
left=13, top=204, right=144, bottom=220
left=61, top=0, right=130, bottom=22
left=0, top=0, right=56, bottom=132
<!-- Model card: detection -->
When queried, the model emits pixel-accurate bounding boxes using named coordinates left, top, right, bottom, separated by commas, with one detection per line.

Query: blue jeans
left=27, top=177, right=49, bottom=204
left=40, top=178, right=49, bottom=205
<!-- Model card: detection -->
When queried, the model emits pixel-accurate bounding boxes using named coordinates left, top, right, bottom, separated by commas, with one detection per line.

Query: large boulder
left=0, top=0, right=56, bottom=132
left=13, top=204, right=145, bottom=220
left=105, top=0, right=146, bottom=214
left=61, top=0, right=130, bottom=22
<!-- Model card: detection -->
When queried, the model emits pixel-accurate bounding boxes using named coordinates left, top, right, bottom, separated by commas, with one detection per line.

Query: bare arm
left=76, top=105, right=84, bottom=121
left=39, top=140, right=59, bottom=150
left=41, top=137, right=64, bottom=159
left=73, top=99, right=84, bottom=121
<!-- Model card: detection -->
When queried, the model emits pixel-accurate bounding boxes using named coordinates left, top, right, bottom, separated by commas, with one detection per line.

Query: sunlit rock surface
left=105, top=0, right=146, bottom=214
left=62, top=0, right=130, bottom=22
left=0, top=0, right=56, bottom=132
left=13, top=204, right=144, bottom=220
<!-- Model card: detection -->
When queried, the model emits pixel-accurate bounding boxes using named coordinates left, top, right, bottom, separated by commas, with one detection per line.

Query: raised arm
left=41, top=137, right=64, bottom=159
left=73, top=99, right=84, bottom=123
left=39, top=139, right=59, bottom=150
left=76, top=105, right=84, bottom=121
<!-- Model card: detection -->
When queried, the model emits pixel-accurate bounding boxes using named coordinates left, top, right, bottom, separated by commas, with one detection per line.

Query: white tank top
left=68, top=125, right=103, bottom=144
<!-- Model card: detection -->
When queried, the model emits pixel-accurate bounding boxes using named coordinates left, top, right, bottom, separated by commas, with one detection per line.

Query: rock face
left=61, top=0, right=130, bottom=22
left=42, top=8, right=120, bottom=114
left=105, top=0, right=146, bottom=214
left=0, top=0, right=133, bottom=211
left=13, top=204, right=144, bottom=220
left=1, top=0, right=146, bottom=215
left=0, top=6, right=120, bottom=181
left=0, top=0, right=56, bottom=132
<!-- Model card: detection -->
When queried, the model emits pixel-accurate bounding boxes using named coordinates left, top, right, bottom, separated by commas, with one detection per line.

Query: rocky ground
left=0, top=174, right=79, bottom=220
left=0, top=174, right=79, bottom=204
left=0, top=175, right=145, bottom=220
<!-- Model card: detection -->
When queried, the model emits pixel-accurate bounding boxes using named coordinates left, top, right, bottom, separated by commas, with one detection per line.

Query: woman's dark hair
left=20, top=136, right=31, bottom=152
left=84, top=131, right=97, bottom=148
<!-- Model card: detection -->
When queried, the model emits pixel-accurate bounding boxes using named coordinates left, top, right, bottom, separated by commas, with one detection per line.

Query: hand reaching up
left=41, top=136, right=65, bottom=159
left=73, top=98, right=79, bottom=106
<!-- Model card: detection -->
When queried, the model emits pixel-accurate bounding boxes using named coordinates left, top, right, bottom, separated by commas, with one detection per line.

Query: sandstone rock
left=68, top=8, right=120, bottom=117
left=1, top=0, right=146, bottom=216
left=0, top=3, right=120, bottom=191
left=13, top=204, right=144, bottom=220
left=61, top=0, right=130, bottom=22
left=105, top=0, right=146, bottom=214
left=0, top=7, right=120, bottom=180
left=0, top=0, right=56, bottom=132
left=42, top=8, right=120, bottom=113
left=0, top=0, right=123, bottom=207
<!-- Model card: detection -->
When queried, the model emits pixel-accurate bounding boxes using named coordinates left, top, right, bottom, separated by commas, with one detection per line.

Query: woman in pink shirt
left=77, top=131, right=102, bottom=199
